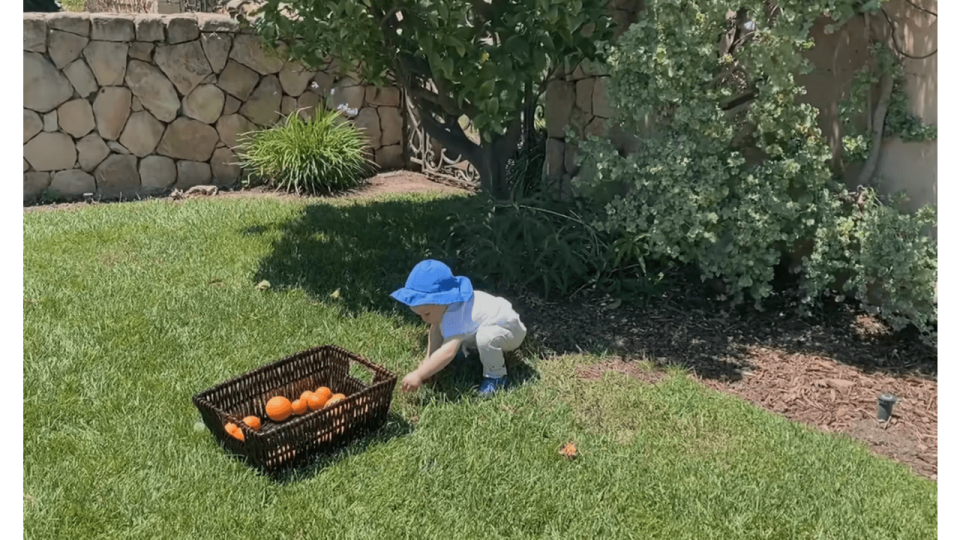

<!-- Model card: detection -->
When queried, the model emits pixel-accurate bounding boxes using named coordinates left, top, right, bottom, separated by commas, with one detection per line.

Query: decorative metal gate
left=404, top=97, right=481, bottom=192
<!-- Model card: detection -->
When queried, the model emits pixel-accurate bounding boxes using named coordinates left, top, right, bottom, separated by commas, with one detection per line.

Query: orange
left=315, top=386, right=333, bottom=402
left=300, top=391, right=315, bottom=402
left=291, top=398, right=308, bottom=415
left=225, top=422, right=244, bottom=442
left=266, top=396, right=293, bottom=422
left=325, top=393, right=346, bottom=407
left=307, top=392, right=326, bottom=410
left=242, top=416, right=261, bottom=430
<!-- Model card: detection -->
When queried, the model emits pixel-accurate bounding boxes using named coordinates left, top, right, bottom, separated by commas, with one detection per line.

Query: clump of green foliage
left=568, top=0, right=936, bottom=339
left=235, top=109, right=370, bottom=195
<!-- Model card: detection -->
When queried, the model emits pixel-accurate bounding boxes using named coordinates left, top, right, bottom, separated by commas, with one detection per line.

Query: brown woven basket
left=192, top=344, right=397, bottom=475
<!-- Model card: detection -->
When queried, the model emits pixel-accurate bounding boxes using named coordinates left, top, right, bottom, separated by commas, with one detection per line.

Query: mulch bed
left=508, top=276, right=937, bottom=481
left=699, top=346, right=937, bottom=480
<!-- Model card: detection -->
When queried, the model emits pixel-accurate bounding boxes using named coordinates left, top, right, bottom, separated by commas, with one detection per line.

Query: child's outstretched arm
left=401, top=335, right=465, bottom=392
left=426, top=323, right=443, bottom=362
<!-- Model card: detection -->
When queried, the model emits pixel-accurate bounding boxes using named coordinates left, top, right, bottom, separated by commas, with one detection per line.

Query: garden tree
left=255, top=0, right=613, bottom=199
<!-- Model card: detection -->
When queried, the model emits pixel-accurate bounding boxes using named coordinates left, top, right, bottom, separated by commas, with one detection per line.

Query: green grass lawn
left=23, top=193, right=936, bottom=539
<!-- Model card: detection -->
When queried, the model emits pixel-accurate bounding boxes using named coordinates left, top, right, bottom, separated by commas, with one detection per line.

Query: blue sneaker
left=478, top=376, right=508, bottom=396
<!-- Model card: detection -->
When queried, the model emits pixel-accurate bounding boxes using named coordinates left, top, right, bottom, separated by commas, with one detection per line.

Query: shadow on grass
left=513, top=261, right=938, bottom=382
left=412, top=349, right=541, bottom=404
left=247, top=191, right=935, bottom=384
left=255, top=355, right=539, bottom=483
left=247, top=354, right=538, bottom=483
left=247, top=195, right=489, bottom=316
left=263, top=411, right=415, bottom=484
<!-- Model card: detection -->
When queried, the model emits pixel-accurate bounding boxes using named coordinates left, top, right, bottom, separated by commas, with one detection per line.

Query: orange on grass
left=315, top=386, right=333, bottom=403
left=325, top=393, right=346, bottom=407
left=242, top=416, right=261, bottom=430
left=307, top=392, right=326, bottom=411
left=291, top=398, right=308, bottom=415
left=266, top=396, right=293, bottom=422
left=225, top=422, right=245, bottom=442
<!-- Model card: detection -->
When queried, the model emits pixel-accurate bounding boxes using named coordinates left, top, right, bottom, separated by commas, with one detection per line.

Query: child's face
left=411, top=304, right=445, bottom=325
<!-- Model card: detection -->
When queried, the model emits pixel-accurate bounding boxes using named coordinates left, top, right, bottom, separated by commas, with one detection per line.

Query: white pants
left=462, top=318, right=527, bottom=379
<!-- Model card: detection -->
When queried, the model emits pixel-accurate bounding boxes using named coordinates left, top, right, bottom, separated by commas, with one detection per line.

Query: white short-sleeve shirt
left=440, top=291, right=519, bottom=340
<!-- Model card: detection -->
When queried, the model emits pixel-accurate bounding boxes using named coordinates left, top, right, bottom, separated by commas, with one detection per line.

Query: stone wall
left=155, top=0, right=222, bottom=14
left=543, top=0, right=640, bottom=196
left=23, top=12, right=405, bottom=203
left=546, top=0, right=938, bottom=210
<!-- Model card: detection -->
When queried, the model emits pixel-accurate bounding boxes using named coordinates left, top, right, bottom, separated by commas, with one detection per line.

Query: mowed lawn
left=23, top=193, right=936, bottom=539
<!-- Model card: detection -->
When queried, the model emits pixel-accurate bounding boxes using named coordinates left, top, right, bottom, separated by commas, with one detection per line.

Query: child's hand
left=401, top=371, right=424, bottom=393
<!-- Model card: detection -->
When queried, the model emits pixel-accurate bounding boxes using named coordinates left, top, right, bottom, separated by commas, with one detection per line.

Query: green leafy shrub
left=569, top=0, right=936, bottom=337
left=235, top=110, right=370, bottom=195
left=445, top=192, right=616, bottom=300
left=803, top=188, right=937, bottom=342
left=574, top=1, right=840, bottom=305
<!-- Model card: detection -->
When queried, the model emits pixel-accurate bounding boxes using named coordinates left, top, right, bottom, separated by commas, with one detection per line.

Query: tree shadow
left=248, top=194, right=480, bottom=316
left=511, top=261, right=937, bottom=383
left=247, top=191, right=935, bottom=387
left=246, top=191, right=538, bottom=407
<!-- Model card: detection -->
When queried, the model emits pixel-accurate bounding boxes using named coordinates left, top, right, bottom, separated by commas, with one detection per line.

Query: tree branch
left=881, top=7, right=937, bottom=60
left=718, top=10, right=737, bottom=57
left=720, top=90, right=757, bottom=111
left=904, top=0, right=937, bottom=17
left=723, top=99, right=753, bottom=118
left=432, top=77, right=480, bottom=118
left=415, top=105, right=480, bottom=162
left=494, top=114, right=523, bottom=155
left=404, top=88, right=477, bottom=159
left=856, top=73, right=894, bottom=186
left=764, top=1, right=783, bottom=26
left=708, top=63, right=746, bottom=89
left=378, top=6, right=402, bottom=29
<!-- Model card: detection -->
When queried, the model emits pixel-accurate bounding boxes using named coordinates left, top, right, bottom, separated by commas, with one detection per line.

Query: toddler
left=390, top=259, right=527, bottom=395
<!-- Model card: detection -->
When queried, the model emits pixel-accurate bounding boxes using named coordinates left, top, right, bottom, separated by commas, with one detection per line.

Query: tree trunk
left=413, top=99, right=523, bottom=200
left=472, top=145, right=512, bottom=200
left=856, top=73, right=895, bottom=187
left=471, top=116, right=524, bottom=200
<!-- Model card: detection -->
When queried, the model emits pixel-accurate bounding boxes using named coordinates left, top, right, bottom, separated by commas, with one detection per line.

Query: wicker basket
left=192, top=344, right=397, bottom=474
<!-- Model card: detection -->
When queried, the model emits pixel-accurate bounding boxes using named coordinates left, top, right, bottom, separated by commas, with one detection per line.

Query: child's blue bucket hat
left=390, top=260, right=473, bottom=307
